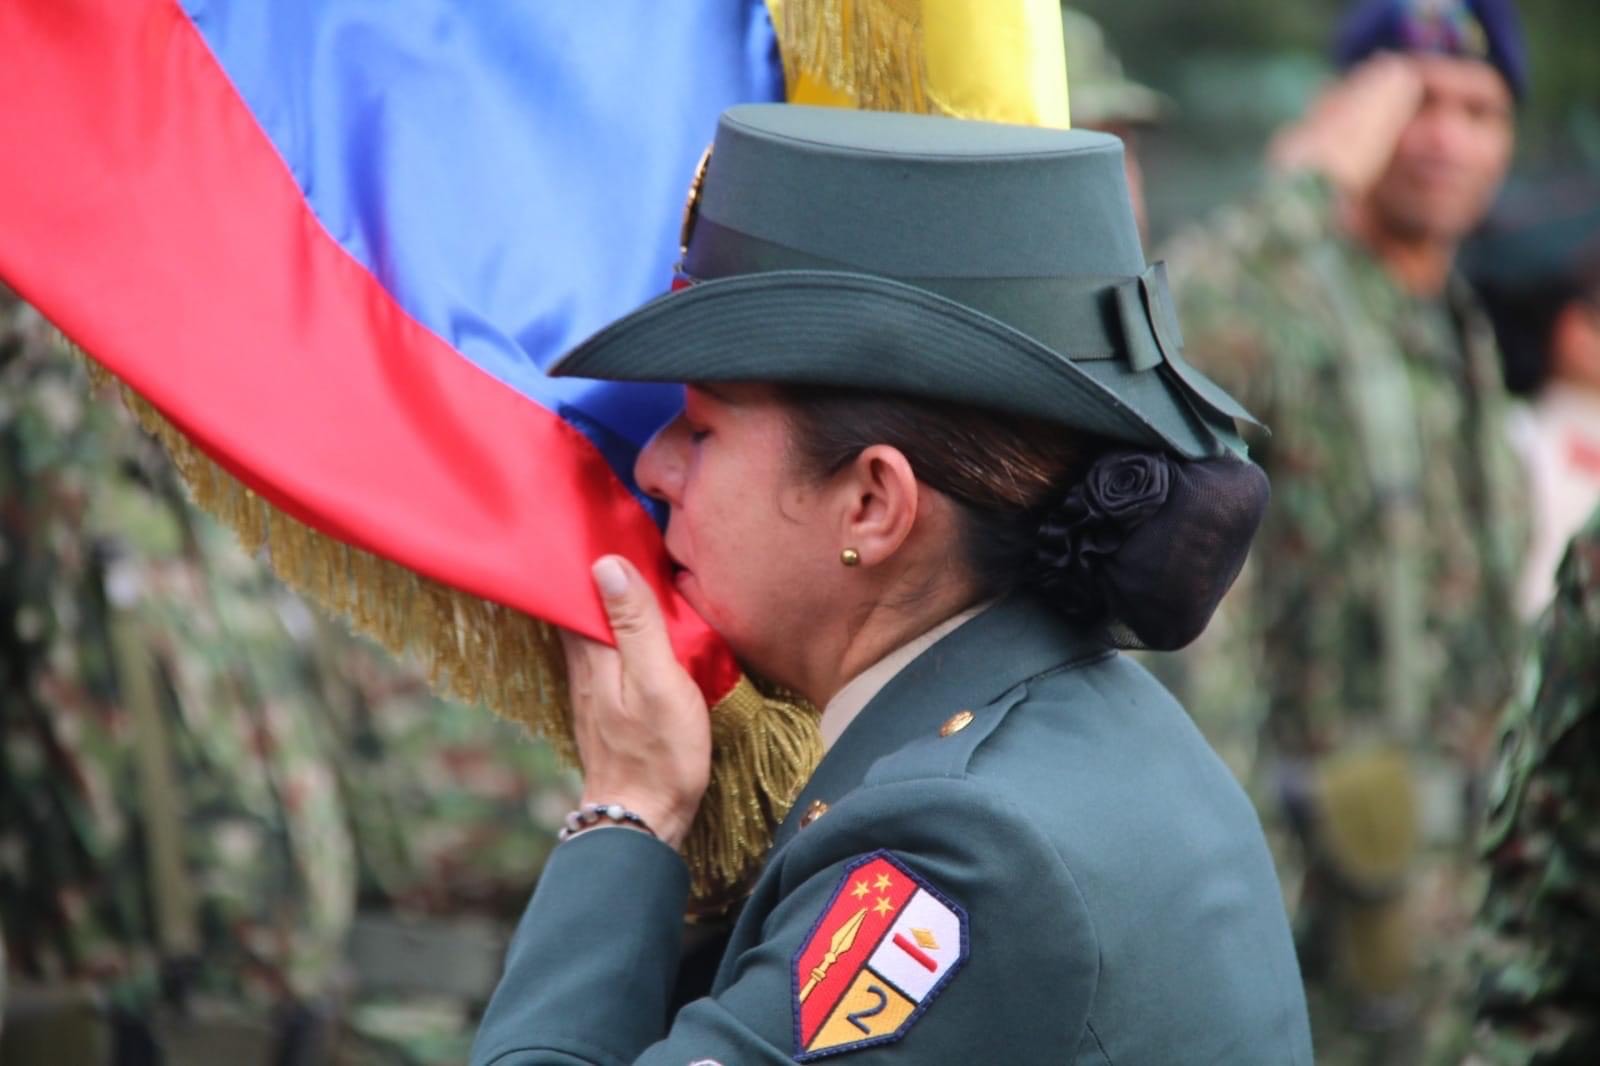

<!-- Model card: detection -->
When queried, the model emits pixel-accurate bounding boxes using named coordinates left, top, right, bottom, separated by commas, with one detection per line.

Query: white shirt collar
left=817, top=602, right=991, bottom=753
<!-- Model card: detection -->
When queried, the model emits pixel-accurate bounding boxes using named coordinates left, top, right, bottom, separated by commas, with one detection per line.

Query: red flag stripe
left=0, top=0, right=740, bottom=701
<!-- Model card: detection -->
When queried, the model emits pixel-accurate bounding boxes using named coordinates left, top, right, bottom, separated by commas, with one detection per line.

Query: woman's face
left=634, top=383, right=839, bottom=683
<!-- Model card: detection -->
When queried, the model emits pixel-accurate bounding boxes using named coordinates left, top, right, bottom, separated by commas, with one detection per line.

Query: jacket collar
left=771, top=596, right=1109, bottom=850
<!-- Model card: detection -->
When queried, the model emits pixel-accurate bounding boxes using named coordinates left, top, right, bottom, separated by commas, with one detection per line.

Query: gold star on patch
left=874, top=873, right=893, bottom=892
left=850, top=880, right=869, bottom=900
left=873, top=896, right=895, bottom=917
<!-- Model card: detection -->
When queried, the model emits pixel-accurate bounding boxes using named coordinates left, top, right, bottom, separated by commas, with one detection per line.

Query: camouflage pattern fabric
left=0, top=292, right=569, bottom=1064
left=1462, top=506, right=1600, bottom=1064
left=1157, top=172, right=1530, bottom=1062
left=319, top=634, right=568, bottom=920
left=322, top=632, right=573, bottom=1066
left=0, top=296, right=356, bottom=1022
left=1161, top=171, right=1527, bottom=766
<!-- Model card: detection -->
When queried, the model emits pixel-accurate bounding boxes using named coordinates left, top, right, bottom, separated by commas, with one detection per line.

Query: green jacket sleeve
left=471, top=778, right=1101, bottom=1065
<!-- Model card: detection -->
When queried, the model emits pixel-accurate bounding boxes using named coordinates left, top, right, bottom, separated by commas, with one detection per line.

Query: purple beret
left=1335, top=0, right=1528, bottom=100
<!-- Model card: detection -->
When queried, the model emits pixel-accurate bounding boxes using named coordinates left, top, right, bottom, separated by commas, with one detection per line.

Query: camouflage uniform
left=1458, top=507, right=1600, bottom=1064
left=323, top=632, right=573, bottom=1066
left=0, top=292, right=570, bottom=1064
left=0, top=294, right=356, bottom=1060
left=1159, top=173, right=1529, bottom=1060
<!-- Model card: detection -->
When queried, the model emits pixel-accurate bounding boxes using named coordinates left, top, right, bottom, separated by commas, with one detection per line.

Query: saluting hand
left=558, top=555, right=711, bottom=851
left=1268, top=54, right=1425, bottom=197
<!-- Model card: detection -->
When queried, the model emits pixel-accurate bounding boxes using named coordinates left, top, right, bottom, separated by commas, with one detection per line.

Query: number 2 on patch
left=845, top=985, right=888, bottom=1034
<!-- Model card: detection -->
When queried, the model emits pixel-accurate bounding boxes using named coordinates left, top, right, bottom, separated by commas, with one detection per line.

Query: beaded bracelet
left=557, top=802, right=658, bottom=842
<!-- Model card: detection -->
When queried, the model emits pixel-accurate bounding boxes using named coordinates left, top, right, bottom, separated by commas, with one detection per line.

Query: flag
left=0, top=0, right=798, bottom=905
left=0, top=0, right=1069, bottom=905
left=772, top=0, right=1070, bottom=126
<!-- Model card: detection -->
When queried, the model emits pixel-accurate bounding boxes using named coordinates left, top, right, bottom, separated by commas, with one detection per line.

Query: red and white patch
left=791, top=851, right=968, bottom=1061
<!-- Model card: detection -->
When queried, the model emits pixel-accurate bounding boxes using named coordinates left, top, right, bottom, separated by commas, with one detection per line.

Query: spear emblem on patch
left=799, top=907, right=868, bottom=1002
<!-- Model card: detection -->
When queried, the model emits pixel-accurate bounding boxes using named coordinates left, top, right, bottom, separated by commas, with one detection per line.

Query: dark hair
left=1476, top=281, right=1568, bottom=396
left=1461, top=177, right=1600, bottom=394
left=779, top=386, right=1269, bottom=650
left=779, top=384, right=1097, bottom=594
left=1473, top=261, right=1600, bottom=396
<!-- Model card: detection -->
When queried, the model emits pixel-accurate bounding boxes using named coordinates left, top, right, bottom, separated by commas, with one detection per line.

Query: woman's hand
left=558, top=555, right=711, bottom=850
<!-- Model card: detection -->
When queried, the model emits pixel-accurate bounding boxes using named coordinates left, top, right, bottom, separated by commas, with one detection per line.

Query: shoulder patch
left=791, top=851, right=969, bottom=1061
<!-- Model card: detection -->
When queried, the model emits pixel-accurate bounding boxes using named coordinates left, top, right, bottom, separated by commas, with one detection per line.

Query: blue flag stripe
left=181, top=0, right=783, bottom=455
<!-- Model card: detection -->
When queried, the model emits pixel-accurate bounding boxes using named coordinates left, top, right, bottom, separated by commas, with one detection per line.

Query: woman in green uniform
left=472, top=104, right=1312, bottom=1065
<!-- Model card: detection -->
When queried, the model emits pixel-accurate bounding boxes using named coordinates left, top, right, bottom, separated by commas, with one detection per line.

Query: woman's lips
left=666, top=550, right=689, bottom=581
left=670, top=562, right=696, bottom=601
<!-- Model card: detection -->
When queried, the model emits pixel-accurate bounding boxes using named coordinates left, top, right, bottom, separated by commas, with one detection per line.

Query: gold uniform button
left=799, top=800, right=829, bottom=828
left=940, top=710, right=975, bottom=737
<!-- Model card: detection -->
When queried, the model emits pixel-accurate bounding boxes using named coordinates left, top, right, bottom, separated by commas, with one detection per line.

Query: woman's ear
left=839, top=444, right=920, bottom=566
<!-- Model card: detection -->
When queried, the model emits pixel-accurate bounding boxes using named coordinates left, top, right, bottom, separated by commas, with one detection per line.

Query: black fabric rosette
left=1033, top=451, right=1268, bottom=650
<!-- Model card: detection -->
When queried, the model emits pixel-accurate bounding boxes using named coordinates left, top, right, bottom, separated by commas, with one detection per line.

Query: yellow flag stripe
left=768, top=0, right=1070, bottom=128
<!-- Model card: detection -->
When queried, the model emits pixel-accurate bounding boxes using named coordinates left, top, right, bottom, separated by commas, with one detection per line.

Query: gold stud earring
left=840, top=548, right=861, bottom=567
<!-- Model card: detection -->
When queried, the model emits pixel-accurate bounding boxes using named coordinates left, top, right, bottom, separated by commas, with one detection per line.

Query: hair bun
left=1033, top=451, right=1269, bottom=650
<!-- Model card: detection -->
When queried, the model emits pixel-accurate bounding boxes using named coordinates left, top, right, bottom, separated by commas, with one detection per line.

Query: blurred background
left=1073, top=0, right=1600, bottom=243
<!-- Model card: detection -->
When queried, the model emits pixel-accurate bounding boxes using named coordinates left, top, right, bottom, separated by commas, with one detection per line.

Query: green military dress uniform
left=1463, top=506, right=1600, bottom=1063
left=1159, top=171, right=1530, bottom=1054
left=473, top=598, right=1311, bottom=1065
left=472, top=105, right=1309, bottom=1064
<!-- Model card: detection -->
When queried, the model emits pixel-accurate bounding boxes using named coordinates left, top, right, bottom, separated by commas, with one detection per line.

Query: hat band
left=683, top=216, right=1259, bottom=431
left=685, top=216, right=1170, bottom=366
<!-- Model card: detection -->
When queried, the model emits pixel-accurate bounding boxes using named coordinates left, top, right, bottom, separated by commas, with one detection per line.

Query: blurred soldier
left=1160, top=1, right=1530, bottom=1060
left=0, top=288, right=566, bottom=1064
left=0, top=289, right=357, bottom=1062
left=1059, top=4, right=1169, bottom=240
left=1461, top=506, right=1600, bottom=1064
left=1464, top=179, right=1600, bottom=615
left=325, top=635, right=572, bottom=1066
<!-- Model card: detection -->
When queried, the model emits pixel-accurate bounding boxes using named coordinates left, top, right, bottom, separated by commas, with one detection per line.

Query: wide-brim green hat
left=552, top=104, right=1257, bottom=459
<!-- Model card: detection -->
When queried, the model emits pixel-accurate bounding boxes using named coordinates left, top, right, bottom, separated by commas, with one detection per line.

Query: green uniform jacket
left=472, top=597, right=1312, bottom=1064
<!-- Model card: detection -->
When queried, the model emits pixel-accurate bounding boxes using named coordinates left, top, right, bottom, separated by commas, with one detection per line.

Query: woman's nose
left=634, top=418, right=686, bottom=506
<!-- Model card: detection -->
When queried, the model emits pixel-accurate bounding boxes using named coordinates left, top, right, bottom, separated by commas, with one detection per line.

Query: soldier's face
left=1371, top=55, right=1514, bottom=244
left=635, top=383, right=839, bottom=687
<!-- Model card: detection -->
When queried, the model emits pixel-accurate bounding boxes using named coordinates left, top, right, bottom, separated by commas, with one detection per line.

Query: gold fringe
left=688, top=676, right=822, bottom=913
left=69, top=341, right=820, bottom=905
left=778, top=0, right=933, bottom=115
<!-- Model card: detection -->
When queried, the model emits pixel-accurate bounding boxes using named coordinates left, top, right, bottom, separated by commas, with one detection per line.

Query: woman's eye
left=688, top=427, right=711, bottom=444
